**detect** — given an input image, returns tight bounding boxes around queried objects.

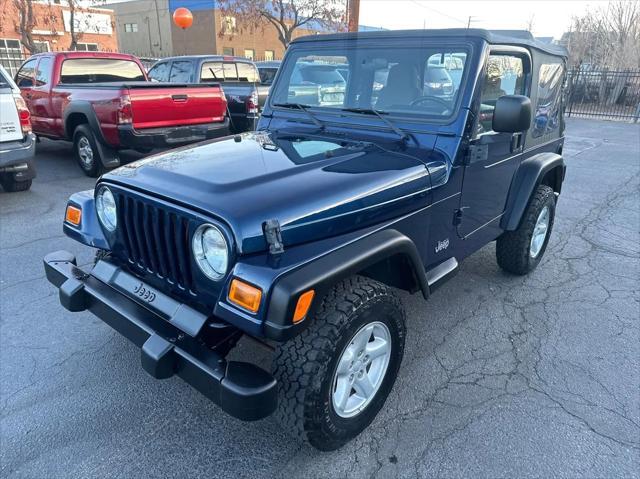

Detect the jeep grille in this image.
[115,192,195,293]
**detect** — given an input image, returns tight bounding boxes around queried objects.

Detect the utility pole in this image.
[347,0,360,32]
[154,0,163,53]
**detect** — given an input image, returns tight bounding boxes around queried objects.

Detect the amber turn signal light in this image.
[65,205,82,226]
[293,290,315,323]
[228,278,262,313]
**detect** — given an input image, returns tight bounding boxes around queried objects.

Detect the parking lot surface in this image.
[1,119,639,478]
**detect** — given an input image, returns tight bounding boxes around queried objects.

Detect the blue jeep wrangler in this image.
[45,29,567,450]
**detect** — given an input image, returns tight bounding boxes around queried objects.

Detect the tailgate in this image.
[127,83,227,130]
[0,90,23,143]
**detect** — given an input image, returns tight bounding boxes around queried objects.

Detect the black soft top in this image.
[292,28,567,58]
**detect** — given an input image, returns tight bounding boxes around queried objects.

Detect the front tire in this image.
[73,125,103,178]
[496,184,556,275]
[272,276,406,451]
[1,174,32,192]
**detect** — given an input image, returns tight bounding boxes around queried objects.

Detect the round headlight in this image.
[192,224,228,280]
[96,186,117,232]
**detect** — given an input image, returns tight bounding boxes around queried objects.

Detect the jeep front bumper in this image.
[43,250,277,421]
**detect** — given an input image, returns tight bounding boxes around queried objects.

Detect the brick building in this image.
[0,0,118,67]
[105,0,327,60]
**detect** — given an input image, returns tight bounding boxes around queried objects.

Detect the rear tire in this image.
[496,184,556,275]
[272,276,406,451]
[1,174,32,192]
[73,125,104,178]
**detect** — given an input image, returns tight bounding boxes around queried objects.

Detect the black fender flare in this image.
[63,102,120,168]
[263,229,428,341]
[501,152,565,231]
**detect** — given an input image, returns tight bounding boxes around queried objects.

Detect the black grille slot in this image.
[116,193,194,292]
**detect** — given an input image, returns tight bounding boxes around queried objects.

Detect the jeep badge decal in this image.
[435,238,450,253]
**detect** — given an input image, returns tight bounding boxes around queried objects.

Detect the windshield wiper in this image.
[273,102,325,130]
[341,107,411,144]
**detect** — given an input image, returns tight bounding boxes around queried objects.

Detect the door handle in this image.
[510,133,524,153]
[171,94,188,102]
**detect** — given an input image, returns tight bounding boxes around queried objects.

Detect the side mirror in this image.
[492,95,531,133]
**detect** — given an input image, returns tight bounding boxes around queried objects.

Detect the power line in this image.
[408,0,468,26]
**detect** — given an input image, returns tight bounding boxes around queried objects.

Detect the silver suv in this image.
[0,64,36,192]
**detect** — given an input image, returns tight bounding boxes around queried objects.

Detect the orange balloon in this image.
[173,7,193,29]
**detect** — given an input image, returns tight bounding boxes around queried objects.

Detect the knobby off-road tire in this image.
[496,184,556,275]
[272,276,406,451]
[1,174,32,192]
[73,125,104,178]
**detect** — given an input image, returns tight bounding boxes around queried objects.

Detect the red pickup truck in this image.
[15,52,229,176]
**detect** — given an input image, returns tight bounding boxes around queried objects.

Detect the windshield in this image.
[270,44,469,119]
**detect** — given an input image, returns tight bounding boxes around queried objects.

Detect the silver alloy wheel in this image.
[77,136,94,168]
[332,321,392,418]
[530,205,550,258]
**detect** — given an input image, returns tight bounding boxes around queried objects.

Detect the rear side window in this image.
[169,61,193,82]
[148,62,170,82]
[532,62,565,138]
[237,63,258,82]
[258,67,277,85]
[15,59,37,87]
[59,58,145,83]
[35,57,53,86]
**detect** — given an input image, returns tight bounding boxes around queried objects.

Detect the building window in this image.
[221,16,236,34]
[34,41,50,52]
[222,47,234,56]
[264,50,274,61]
[124,23,138,33]
[244,49,254,60]
[76,43,99,52]
[0,38,22,56]
[0,39,23,76]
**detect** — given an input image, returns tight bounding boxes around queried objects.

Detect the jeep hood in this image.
[103,132,433,254]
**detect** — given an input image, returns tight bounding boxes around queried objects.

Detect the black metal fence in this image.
[566,69,640,122]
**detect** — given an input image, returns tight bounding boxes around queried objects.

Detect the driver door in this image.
[458,50,531,239]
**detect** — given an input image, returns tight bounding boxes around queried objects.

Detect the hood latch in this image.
[263,219,284,255]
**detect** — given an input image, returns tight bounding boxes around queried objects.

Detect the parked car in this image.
[423,64,455,97]
[45,29,567,451]
[0,64,36,192]
[149,56,268,133]
[15,51,229,177]
[256,60,281,86]
[292,62,347,106]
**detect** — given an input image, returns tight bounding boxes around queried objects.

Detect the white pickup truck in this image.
[0,64,36,192]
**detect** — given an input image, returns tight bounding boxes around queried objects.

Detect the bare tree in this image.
[525,14,535,33]
[67,0,105,50]
[216,0,347,48]
[566,1,640,105]
[566,0,640,69]
[1,0,44,53]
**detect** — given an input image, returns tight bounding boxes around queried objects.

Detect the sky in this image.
[359,0,615,39]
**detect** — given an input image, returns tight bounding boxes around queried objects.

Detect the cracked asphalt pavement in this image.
[1,119,638,478]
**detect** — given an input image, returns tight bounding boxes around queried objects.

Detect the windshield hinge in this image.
[263,219,284,255]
